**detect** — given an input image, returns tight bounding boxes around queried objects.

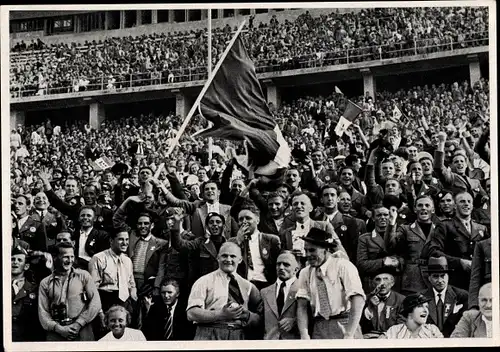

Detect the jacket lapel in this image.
[332,212,344,229]
[266,283,280,318]
[370,230,385,250]
[470,222,485,241]
[444,288,457,322]
[453,218,471,240]
[410,222,427,242]
[13,282,29,301]
[20,217,34,233]
[145,237,158,265]
[474,313,487,337]
[427,289,438,324]
[281,280,299,316]
[204,240,218,259]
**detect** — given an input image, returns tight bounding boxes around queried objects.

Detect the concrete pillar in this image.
[173,89,190,118]
[151,10,158,24]
[360,68,376,101]
[263,79,281,109]
[201,9,208,20]
[136,10,142,26]
[89,102,106,130]
[467,54,481,87]
[10,110,26,130]
[218,9,224,19]
[120,10,125,29]
[250,9,256,15]
[168,10,174,23]
[104,11,109,30]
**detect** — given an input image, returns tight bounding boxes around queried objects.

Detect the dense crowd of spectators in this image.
[9,75,492,342]
[10,7,488,97]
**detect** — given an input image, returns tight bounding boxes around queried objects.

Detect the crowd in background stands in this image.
[9,73,492,341]
[10,7,488,97]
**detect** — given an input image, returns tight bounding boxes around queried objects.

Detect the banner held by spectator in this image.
[334,100,363,137]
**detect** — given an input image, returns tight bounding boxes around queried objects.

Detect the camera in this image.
[50,303,73,325]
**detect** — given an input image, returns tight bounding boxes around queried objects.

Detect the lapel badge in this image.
[89,239,96,246]
[410,223,416,229]
[340,225,347,232]
[432,179,437,184]
[325,176,330,181]
[478,230,484,237]
[29,293,36,300]
[400,214,406,219]
[371,231,376,238]
[51,222,58,227]
[262,248,268,255]
[29,227,36,233]
[150,246,156,251]
[98,216,104,222]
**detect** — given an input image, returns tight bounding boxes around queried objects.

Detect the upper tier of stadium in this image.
[10,7,489,99]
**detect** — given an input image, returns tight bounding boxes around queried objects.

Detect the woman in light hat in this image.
[379,293,443,339]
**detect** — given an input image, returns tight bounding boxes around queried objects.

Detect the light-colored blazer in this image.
[261,280,300,340]
[450,310,489,338]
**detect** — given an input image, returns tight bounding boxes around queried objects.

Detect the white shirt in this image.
[292,219,311,256]
[247,232,267,283]
[99,328,146,341]
[273,218,284,232]
[482,315,492,338]
[78,227,93,261]
[17,216,29,230]
[433,287,447,305]
[326,211,339,223]
[275,277,296,300]
[207,202,220,214]
[37,210,47,219]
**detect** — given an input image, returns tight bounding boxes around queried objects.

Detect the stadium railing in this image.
[10,31,488,98]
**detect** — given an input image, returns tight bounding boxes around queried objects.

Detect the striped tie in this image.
[164,305,173,340]
[316,268,332,319]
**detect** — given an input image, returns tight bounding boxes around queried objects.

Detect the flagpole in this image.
[207,9,213,162]
[165,19,246,157]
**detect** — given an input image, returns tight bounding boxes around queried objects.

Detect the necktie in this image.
[436,293,444,331]
[315,268,332,319]
[228,274,244,305]
[245,238,253,270]
[117,257,130,302]
[464,221,471,233]
[164,305,173,340]
[277,281,286,315]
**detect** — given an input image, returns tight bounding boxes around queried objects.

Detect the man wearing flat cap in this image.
[360,266,405,338]
[379,293,443,338]
[422,256,468,337]
[296,227,365,339]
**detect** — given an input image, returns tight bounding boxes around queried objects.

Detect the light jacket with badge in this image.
[385,221,437,295]
[260,279,300,340]
[423,285,468,337]
[423,217,488,291]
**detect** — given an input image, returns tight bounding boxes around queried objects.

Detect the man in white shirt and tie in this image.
[261,250,301,339]
[279,192,346,267]
[89,230,137,339]
[75,207,109,270]
[229,200,281,291]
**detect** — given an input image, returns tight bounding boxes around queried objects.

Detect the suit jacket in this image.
[360,290,405,336]
[424,217,489,290]
[128,232,167,281]
[450,310,489,338]
[228,232,281,284]
[153,233,190,290]
[468,238,491,309]
[312,209,366,263]
[12,280,44,341]
[279,220,347,259]
[261,280,300,340]
[17,216,48,252]
[141,296,195,340]
[30,209,64,247]
[74,227,110,259]
[423,285,469,338]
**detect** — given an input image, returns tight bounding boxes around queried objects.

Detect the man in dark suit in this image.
[11,246,44,341]
[31,192,65,248]
[13,194,48,252]
[300,149,336,191]
[141,278,194,340]
[422,256,468,338]
[74,206,109,269]
[468,237,491,309]
[424,192,489,290]
[128,213,167,290]
[312,184,366,262]
[360,267,405,339]
[229,200,281,291]
[261,250,300,340]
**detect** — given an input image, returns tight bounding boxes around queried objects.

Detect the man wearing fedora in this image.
[422,256,468,338]
[379,293,443,338]
[360,267,405,339]
[296,228,365,339]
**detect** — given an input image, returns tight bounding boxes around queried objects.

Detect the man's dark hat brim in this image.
[302,235,337,249]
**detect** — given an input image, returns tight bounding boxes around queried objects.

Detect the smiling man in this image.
[186,242,263,340]
[451,283,492,338]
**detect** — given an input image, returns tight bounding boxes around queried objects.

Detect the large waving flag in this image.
[334,99,363,136]
[192,36,291,176]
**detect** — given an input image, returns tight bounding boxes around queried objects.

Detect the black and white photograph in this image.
[1,2,498,350]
